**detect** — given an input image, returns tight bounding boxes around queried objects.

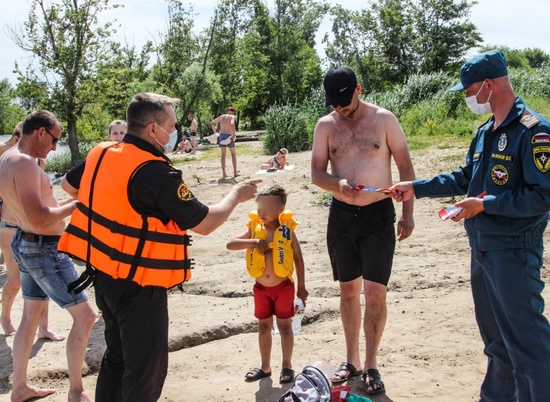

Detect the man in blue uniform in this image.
[390,50,550,401]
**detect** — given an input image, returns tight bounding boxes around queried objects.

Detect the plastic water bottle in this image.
[292,298,305,334]
[272,316,279,335]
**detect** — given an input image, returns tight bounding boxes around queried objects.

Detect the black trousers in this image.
[94,270,169,402]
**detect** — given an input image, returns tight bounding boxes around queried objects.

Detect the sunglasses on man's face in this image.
[330,101,352,109]
[44,128,59,146]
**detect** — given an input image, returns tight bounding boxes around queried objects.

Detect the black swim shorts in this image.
[327,197,396,285]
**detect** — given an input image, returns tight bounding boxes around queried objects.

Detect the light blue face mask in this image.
[155,124,178,153]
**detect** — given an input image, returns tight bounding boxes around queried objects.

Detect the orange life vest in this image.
[58,141,192,290]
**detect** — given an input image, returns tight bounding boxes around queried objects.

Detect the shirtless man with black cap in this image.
[311,66,415,395]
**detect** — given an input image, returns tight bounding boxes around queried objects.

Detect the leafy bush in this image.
[263,89,328,154]
[45,142,96,175]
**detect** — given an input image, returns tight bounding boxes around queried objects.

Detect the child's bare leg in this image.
[257,317,273,375]
[277,317,294,373]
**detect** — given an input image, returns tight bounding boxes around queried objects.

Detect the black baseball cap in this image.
[450,50,508,91]
[323,67,358,107]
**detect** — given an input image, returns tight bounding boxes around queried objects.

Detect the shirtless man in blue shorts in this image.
[0,110,97,402]
[211,106,238,178]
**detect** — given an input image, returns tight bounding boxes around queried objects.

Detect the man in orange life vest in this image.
[60,92,260,401]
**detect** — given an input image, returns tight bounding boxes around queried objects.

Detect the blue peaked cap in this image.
[450,50,509,92]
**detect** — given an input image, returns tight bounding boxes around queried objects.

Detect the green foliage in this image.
[509,65,550,99]
[94,41,153,121]
[325,0,481,91]
[77,103,112,142]
[365,72,457,117]
[0,79,26,134]
[523,48,550,69]
[45,141,95,174]
[263,104,308,154]
[8,0,121,164]
[230,0,327,128]
[263,89,328,154]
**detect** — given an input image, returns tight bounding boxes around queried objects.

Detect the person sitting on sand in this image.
[227,185,308,385]
[173,137,192,154]
[260,148,288,170]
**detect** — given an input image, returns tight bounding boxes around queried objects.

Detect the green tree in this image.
[237,0,326,127]
[7,0,121,164]
[0,79,26,134]
[523,48,550,69]
[208,0,254,115]
[94,41,153,122]
[413,0,482,74]
[481,45,531,70]
[325,0,481,90]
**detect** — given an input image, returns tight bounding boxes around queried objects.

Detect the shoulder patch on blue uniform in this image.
[533,146,550,173]
[520,111,540,129]
[531,132,550,144]
[177,183,194,200]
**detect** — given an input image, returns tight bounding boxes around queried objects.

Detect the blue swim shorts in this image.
[12,230,89,308]
[218,133,235,148]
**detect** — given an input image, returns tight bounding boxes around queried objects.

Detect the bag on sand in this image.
[278,365,332,402]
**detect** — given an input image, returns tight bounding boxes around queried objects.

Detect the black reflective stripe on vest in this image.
[68,145,115,295]
[64,224,192,270]
[74,202,191,246]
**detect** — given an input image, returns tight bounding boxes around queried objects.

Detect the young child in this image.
[227,185,308,384]
[260,148,288,170]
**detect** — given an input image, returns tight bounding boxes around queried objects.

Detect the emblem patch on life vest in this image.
[177,183,194,200]
[498,133,507,151]
[534,146,550,173]
[491,164,509,185]
[532,132,550,144]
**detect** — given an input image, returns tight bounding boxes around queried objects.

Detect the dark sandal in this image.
[363,368,385,395]
[331,362,362,384]
[279,368,295,384]
[245,368,271,382]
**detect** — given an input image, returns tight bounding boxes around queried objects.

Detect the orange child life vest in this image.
[246,210,297,281]
[58,141,192,289]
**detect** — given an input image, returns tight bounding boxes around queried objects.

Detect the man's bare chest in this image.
[328,126,387,159]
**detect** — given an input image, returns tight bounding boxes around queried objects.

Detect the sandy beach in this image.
[1,140,549,402]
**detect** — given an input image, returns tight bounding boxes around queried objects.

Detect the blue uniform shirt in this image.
[413,97,550,251]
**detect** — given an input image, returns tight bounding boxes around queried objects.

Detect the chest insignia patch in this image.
[498,133,507,151]
[534,146,550,173]
[177,183,194,200]
[491,164,509,185]
[531,132,550,144]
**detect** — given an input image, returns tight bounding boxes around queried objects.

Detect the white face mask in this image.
[154,124,178,153]
[465,83,492,115]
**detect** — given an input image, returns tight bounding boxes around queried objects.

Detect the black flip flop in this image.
[363,368,385,395]
[279,368,295,384]
[331,362,362,384]
[244,368,271,382]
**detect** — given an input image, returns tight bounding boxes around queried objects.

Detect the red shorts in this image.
[253,279,295,320]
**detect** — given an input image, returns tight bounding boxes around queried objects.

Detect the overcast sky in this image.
[1,0,550,85]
